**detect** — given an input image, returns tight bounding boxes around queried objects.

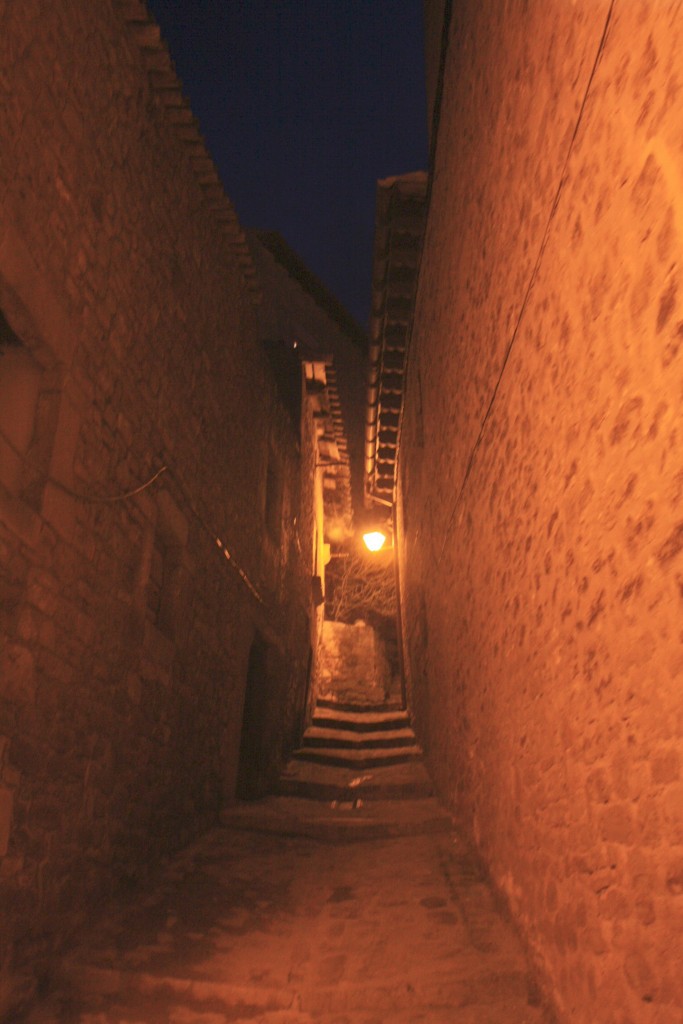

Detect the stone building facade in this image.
[0,2,337,1012]
[397,2,683,1020]
[249,230,367,535]
[246,230,368,720]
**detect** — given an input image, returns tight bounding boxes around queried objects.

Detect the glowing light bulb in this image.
[363,530,386,552]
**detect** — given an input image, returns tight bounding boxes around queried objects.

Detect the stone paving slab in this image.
[311,709,409,726]
[303,726,416,745]
[221,795,453,841]
[277,760,434,801]
[66,1001,543,1024]
[24,825,546,1023]
[291,747,422,769]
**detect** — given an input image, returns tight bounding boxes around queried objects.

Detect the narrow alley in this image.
[2,2,683,1023]
[26,693,543,1024]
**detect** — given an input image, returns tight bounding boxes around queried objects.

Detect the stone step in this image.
[23,824,548,1024]
[221,795,453,841]
[312,707,411,730]
[28,983,544,1024]
[31,997,545,1024]
[277,758,435,801]
[302,725,417,748]
[292,744,422,769]
[316,698,405,714]
[49,959,540,1021]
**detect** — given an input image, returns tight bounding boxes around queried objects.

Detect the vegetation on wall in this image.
[325,546,396,626]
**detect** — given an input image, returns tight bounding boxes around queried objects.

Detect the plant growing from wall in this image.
[325,546,397,626]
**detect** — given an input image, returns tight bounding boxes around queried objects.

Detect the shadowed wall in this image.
[0,2,318,1012]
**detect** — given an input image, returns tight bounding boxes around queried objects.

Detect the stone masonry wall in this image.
[246,233,370,723]
[0,2,315,1012]
[318,620,393,707]
[399,2,683,1020]
[247,234,367,522]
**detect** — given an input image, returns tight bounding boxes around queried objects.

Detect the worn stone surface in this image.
[399,2,683,1021]
[23,823,546,1023]
[0,3,319,1014]
[317,621,392,706]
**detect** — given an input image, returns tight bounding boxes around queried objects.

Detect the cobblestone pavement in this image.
[24,813,549,1023]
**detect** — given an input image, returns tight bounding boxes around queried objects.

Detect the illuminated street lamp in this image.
[362,529,387,552]
[359,491,392,552]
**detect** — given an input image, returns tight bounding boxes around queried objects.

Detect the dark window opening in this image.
[146,495,188,640]
[0,307,23,349]
[261,337,302,430]
[236,632,274,800]
[0,308,45,502]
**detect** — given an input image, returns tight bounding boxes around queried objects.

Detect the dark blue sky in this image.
[147,0,428,327]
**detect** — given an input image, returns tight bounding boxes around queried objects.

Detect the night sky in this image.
[146,0,428,328]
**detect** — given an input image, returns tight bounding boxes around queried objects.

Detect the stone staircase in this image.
[22,696,549,1024]
[223,697,450,841]
[291,699,422,769]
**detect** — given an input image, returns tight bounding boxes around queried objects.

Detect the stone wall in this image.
[0,2,316,1012]
[246,232,369,720]
[399,2,683,1020]
[318,620,395,707]
[248,232,367,522]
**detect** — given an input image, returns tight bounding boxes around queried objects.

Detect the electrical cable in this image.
[434,0,616,567]
[0,422,263,603]
[0,423,167,502]
[163,463,263,604]
[52,464,168,502]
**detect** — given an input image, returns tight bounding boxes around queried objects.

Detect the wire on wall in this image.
[165,463,264,604]
[0,423,263,603]
[54,463,168,502]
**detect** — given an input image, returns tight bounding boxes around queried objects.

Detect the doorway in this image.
[235,631,272,800]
